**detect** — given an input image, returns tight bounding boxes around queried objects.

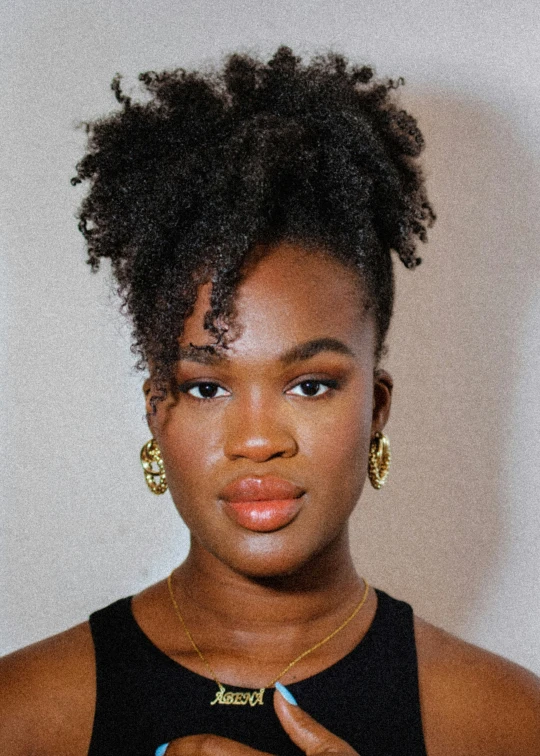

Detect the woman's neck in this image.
[133,527,376,689]
[174,528,364,632]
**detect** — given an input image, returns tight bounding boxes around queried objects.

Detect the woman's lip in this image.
[219,475,305,503]
[222,498,303,532]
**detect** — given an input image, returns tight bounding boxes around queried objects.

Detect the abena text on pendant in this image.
[210,687,265,706]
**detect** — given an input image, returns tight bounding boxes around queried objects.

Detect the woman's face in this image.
[146,243,392,579]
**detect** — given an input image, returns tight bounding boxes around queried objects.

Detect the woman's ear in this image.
[143,378,156,433]
[372,369,393,433]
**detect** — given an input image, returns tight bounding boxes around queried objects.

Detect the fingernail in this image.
[275,681,298,706]
[155,744,169,756]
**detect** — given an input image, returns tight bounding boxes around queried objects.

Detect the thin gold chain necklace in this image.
[166,571,370,707]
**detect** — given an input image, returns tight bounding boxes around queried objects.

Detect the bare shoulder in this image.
[0,621,96,756]
[414,615,540,756]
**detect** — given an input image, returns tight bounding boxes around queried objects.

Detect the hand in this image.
[157,684,359,755]
[159,735,274,755]
[273,684,360,755]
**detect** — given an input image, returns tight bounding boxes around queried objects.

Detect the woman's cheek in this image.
[303,386,370,448]
[298,398,371,492]
[158,406,224,488]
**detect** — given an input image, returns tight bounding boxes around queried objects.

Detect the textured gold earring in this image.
[140,439,168,495]
[368,431,391,489]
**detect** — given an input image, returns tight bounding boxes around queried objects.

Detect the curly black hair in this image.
[73,46,435,395]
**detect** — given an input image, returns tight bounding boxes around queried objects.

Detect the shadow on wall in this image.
[351,90,540,638]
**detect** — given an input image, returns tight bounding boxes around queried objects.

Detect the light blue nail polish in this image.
[155,744,169,756]
[275,681,298,705]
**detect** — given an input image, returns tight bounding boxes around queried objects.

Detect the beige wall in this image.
[1,0,539,675]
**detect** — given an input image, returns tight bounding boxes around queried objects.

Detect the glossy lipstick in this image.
[219,476,305,532]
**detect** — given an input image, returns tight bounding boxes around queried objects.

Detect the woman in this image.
[1,48,539,756]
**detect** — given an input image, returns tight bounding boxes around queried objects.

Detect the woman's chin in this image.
[221,550,310,581]
[199,533,336,583]
[186,512,347,583]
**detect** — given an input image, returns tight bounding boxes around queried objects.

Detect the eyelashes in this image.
[180,382,229,400]
[287,379,339,398]
[178,378,341,401]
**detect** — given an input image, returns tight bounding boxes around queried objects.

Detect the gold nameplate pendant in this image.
[210,684,265,706]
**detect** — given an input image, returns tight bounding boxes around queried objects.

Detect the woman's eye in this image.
[184,383,230,399]
[287,380,337,397]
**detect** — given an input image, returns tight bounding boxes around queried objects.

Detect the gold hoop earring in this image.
[140,439,168,495]
[368,432,391,489]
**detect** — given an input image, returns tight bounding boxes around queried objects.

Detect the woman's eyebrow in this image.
[178,338,355,365]
[178,345,224,365]
[279,338,355,365]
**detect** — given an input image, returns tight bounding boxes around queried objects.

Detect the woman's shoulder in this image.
[414,615,540,756]
[0,621,96,756]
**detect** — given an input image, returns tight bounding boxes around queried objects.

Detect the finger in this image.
[156,733,276,755]
[274,683,358,755]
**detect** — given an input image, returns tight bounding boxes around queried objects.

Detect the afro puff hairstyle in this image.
[73,46,435,395]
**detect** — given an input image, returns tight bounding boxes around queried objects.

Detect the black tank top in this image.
[88,589,427,756]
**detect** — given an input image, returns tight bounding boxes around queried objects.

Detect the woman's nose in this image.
[223,398,298,462]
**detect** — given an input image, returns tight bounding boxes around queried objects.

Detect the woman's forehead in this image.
[180,243,375,361]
